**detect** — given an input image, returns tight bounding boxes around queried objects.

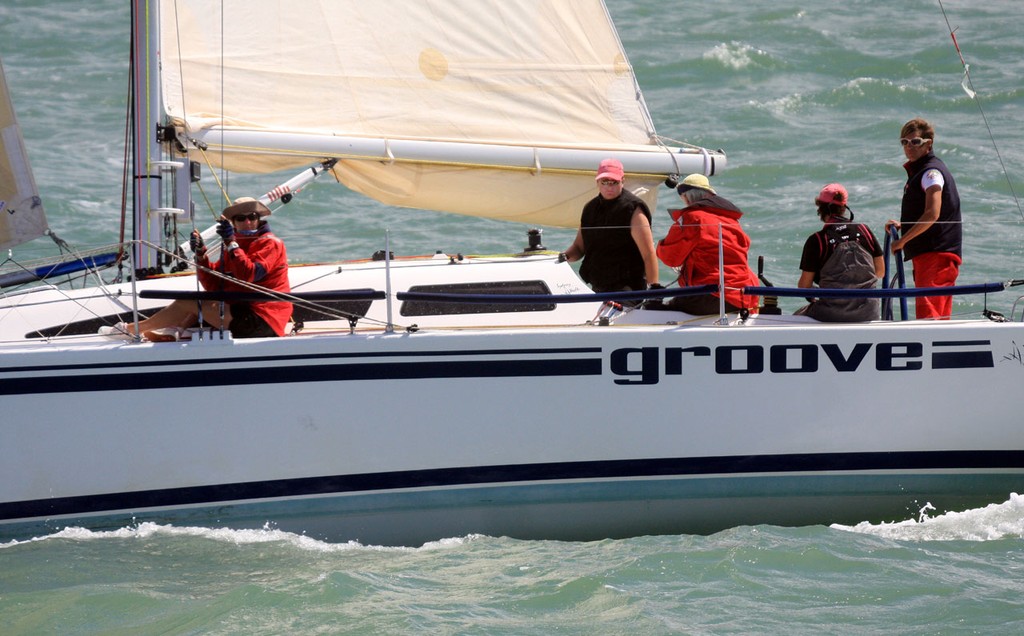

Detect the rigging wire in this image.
[217,2,227,335]
[169,0,205,331]
[937,0,1023,222]
[170,0,195,234]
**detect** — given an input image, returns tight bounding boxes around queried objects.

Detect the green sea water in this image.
[2,1,1024,633]
[4,506,1024,634]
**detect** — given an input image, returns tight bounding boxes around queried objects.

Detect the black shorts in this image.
[228,303,278,338]
[666,294,742,315]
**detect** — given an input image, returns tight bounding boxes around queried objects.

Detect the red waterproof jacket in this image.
[198,223,292,336]
[656,195,759,310]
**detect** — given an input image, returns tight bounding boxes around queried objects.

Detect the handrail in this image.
[881,226,909,320]
[140,289,386,302]
[396,285,717,304]
[716,222,726,323]
[743,282,1010,299]
[143,281,1022,307]
[140,285,717,305]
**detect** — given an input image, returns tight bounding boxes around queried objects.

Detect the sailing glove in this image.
[641,283,666,310]
[216,219,235,241]
[190,231,205,254]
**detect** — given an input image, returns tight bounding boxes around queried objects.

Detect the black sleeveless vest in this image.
[578,190,651,291]
[900,152,962,260]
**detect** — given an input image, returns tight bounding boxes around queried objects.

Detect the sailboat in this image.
[1,0,1022,546]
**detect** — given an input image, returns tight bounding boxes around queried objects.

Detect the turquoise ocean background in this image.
[2,0,1024,633]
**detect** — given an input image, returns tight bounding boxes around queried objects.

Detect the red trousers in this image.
[912,251,962,319]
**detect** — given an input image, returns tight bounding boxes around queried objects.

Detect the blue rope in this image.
[743,282,1007,299]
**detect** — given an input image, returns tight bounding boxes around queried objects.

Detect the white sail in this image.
[0,57,47,251]
[158,0,724,227]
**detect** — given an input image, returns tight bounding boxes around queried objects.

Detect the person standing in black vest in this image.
[887,118,963,319]
[563,158,660,295]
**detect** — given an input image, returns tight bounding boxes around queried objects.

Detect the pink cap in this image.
[595,158,624,182]
[815,183,848,207]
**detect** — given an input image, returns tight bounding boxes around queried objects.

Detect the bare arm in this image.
[630,209,659,286]
[564,229,585,262]
[873,255,885,279]
[797,271,815,289]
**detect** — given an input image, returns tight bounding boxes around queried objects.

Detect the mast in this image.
[132,0,178,278]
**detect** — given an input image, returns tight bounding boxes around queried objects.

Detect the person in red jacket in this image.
[655,174,759,314]
[102,197,292,340]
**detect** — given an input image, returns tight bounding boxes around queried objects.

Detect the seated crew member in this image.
[101,197,292,340]
[655,174,759,314]
[795,184,884,322]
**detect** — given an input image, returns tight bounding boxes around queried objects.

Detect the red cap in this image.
[815,183,848,207]
[595,158,624,182]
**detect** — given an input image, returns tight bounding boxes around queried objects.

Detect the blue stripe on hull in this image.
[3,450,1023,543]
[0,350,604,395]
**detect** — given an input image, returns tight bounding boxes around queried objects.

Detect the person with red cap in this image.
[795,183,884,322]
[886,117,962,319]
[100,197,292,340]
[654,173,759,314]
[563,158,660,297]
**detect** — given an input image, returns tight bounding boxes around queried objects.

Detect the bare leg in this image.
[126,300,233,335]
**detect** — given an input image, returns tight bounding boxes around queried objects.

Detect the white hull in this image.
[2,255,1022,544]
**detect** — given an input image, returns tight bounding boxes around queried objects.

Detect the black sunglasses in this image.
[231,212,261,222]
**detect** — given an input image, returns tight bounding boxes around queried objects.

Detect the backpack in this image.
[805,224,879,322]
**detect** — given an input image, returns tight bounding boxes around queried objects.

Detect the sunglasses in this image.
[900,137,929,147]
[598,179,621,186]
[231,212,261,222]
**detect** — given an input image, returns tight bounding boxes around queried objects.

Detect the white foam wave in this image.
[1,521,482,552]
[703,42,770,70]
[832,493,1024,541]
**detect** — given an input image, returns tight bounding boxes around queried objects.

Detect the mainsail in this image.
[158,0,724,227]
[0,57,47,251]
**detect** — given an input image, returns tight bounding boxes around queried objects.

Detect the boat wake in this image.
[832,493,1024,542]
[0,521,483,552]
[6,494,1024,551]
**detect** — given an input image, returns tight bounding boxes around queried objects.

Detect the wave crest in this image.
[833,493,1024,541]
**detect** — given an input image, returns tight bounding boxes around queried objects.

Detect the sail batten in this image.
[159,0,725,225]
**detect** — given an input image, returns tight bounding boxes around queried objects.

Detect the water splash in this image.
[702,42,775,70]
[832,493,1024,542]
[0,520,483,553]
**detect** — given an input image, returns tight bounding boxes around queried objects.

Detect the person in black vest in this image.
[564,158,660,296]
[886,118,962,319]
[796,183,883,322]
